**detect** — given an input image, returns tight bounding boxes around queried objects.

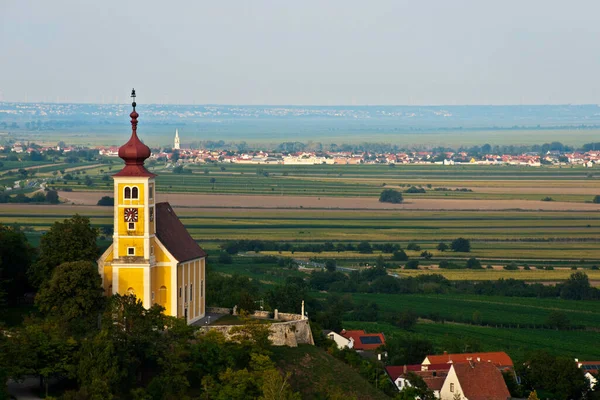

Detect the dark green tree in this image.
[436,242,449,252]
[392,250,409,261]
[398,372,436,399]
[593,195,600,204]
[357,241,373,254]
[520,351,589,399]
[466,257,482,269]
[29,215,99,288]
[35,261,104,335]
[45,190,60,204]
[97,196,115,206]
[546,311,570,330]
[0,225,34,304]
[560,271,591,300]
[451,237,471,252]
[379,189,403,204]
[325,259,337,272]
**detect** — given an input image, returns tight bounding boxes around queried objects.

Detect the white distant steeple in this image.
[174,129,180,150]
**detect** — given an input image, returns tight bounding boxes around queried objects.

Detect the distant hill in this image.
[271,345,390,400]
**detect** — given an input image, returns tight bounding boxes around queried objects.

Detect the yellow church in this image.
[98,90,207,324]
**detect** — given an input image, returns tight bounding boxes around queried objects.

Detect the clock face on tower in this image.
[124,208,138,222]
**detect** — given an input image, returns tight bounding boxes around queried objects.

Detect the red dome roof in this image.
[113,101,156,178]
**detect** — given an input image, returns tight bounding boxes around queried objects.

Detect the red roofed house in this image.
[440,362,510,400]
[386,364,450,397]
[577,359,600,390]
[423,352,514,371]
[339,329,385,351]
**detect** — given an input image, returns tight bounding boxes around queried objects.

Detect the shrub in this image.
[97,196,114,206]
[357,241,373,254]
[436,242,448,252]
[405,260,419,270]
[504,262,519,270]
[593,195,600,204]
[541,196,554,202]
[420,251,433,260]
[404,186,426,194]
[451,237,471,252]
[391,250,408,261]
[466,257,482,269]
[379,189,403,204]
[406,242,421,251]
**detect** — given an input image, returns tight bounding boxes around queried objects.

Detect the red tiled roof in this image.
[385,365,422,381]
[386,364,451,381]
[340,329,385,351]
[155,202,207,262]
[452,362,511,400]
[425,352,513,368]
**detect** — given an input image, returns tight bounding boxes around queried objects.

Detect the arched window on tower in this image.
[159,286,167,305]
[131,186,139,199]
[124,187,131,199]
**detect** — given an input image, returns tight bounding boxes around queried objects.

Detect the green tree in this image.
[325,259,337,272]
[593,195,600,204]
[259,370,301,400]
[97,196,114,206]
[560,271,591,300]
[466,257,482,269]
[0,225,33,304]
[35,261,104,335]
[357,241,373,254]
[392,250,408,261]
[29,215,99,288]
[520,351,589,399]
[436,242,448,252]
[398,372,436,399]
[379,189,403,204]
[45,190,60,204]
[451,237,471,252]
[405,260,419,270]
[546,311,570,330]
[210,177,216,190]
[12,318,77,398]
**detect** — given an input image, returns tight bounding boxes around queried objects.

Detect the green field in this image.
[345,292,600,328]
[343,320,600,362]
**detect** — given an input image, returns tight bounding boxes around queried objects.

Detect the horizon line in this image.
[1,101,599,108]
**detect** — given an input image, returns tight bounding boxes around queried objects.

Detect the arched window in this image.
[127,287,135,296]
[131,187,139,199]
[124,187,131,199]
[159,286,167,305]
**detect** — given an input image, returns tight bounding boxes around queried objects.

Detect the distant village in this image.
[2,130,600,168]
[3,138,600,168]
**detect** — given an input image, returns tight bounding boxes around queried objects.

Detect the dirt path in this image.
[57,191,600,211]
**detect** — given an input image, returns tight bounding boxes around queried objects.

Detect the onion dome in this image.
[113,89,156,177]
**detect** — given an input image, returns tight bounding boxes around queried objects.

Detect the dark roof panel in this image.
[155,202,207,262]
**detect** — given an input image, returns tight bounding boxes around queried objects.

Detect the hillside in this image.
[272,345,390,400]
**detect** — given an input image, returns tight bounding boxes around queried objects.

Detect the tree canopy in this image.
[451,237,471,252]
[35,261,104,334]
[379,189,403,204]
[29,215,99,288]
[0,225,34,304]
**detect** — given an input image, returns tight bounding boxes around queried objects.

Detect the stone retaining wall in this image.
[200,313,314,347]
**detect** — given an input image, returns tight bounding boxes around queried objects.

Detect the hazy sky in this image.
[1,0,600,105]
